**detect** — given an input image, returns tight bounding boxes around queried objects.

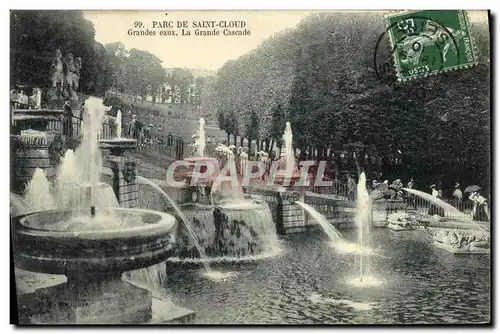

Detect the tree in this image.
[123,49,166,100]
[105,42,129,94]
[269,103,285,152]
[168,68,194,105]
[10,10,110,96]
[224,110,239,145]
[204,11,490,187]
[199,75,217,120]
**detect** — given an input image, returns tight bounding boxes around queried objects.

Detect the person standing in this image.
[469,191,489,221]
[128,115,137,137]
[428,184,441,215]
[347,175,356,201]
[430,184,439,198]
[405,178,416,209]
[133,116,143,146]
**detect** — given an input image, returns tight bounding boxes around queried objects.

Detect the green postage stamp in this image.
[386,10,478,81]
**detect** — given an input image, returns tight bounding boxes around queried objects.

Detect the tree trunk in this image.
[334,153,341,178]
[233,134,237,146]
[240,137,244,147]
[227,132,230,144]
[300,147,306,161]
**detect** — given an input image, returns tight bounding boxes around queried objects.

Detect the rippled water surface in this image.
[165,229,490,324]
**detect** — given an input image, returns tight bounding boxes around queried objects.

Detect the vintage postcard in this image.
[10,10,491,325]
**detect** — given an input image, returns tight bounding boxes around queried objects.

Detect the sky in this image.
[83,10,489,71]
[83,11,314,70]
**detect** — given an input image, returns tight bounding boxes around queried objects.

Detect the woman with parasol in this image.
[467,186,489,221]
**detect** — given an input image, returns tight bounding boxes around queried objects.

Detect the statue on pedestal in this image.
[28,87,42,109]
[64,53,79,101]
[74,57,82,92]
[49,49,65,101]
[47,49,82,106]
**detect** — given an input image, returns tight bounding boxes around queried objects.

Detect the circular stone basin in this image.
[12,208,177,276]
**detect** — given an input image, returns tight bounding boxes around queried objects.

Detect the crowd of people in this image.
[125,113,166,148]
[368,177,489,222]
[112,116,492,223]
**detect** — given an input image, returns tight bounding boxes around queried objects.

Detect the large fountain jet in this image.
[402,188,469,220]
[402,187,487,231]
[24,168,56,212]
[78,97,110,216]
[355,172,371,282]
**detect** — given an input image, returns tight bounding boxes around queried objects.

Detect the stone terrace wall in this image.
[137,179,193,211]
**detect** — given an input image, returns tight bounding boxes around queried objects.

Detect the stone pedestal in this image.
[372,199,406,227]
[15,269,197,324]
[99,139,138,208]
[280,190,307,233]
[11,133,62,194]
[104,156,138,208]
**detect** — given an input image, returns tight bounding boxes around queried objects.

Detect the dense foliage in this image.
[11,10,113,96]
[10,11,491,192]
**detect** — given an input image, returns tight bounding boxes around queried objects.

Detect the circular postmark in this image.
[374,14,462,89]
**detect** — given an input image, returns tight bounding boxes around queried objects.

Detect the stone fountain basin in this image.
[12,208,177,276]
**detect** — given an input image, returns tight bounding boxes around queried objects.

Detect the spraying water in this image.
[24,168,56,212]
[116,110,122,139]
[123,262,169,298]
[77,97,110,216]
[136,176,212,274]
[402,188,470,220]
[343,172,382,287]
[55,150,84,209]
[402,187,488,232]
[53,149,120,210]
[355,172,371,282]
[197,118,206,157]
[295,200,374,255]
[211,151,245,201]
[295,201,343,242]
[167,201,283,264]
